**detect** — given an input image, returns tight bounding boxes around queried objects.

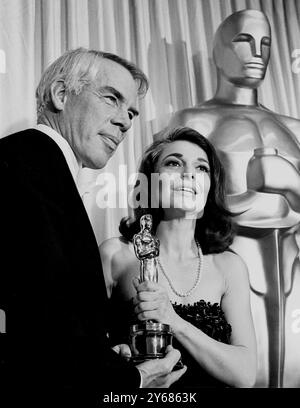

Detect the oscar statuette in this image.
[129,214,175,364]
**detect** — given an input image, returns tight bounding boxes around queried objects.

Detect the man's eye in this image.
[104,95,118,105]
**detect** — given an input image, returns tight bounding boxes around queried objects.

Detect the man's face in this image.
[62,59,139,169]
[214,12,271,88]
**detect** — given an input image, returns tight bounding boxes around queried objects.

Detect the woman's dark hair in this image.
[119,126,236,254]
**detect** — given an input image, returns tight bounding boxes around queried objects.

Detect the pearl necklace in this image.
[157,240,204,298]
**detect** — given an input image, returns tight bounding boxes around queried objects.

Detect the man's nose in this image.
[111,108,132,133]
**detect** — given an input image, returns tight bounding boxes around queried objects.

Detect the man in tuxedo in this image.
[0,48,185,398]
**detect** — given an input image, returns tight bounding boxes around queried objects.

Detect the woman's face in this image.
[153,140,211,218]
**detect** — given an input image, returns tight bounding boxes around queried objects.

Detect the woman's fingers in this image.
[132,280,174,323]
[133,290,160,304]
[134,300,160,314]
[134,299,173,323]
[133,279,159,293]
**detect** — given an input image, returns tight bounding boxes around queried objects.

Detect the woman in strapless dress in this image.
[100,127,257,388]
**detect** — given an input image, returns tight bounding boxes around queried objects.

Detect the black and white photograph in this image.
[0,0,300,404]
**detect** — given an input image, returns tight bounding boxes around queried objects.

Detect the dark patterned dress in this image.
[170,301,232,388]
[108,297,232,388]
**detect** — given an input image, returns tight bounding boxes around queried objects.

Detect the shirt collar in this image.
[34,124,82,184]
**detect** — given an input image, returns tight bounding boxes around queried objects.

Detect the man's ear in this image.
[50,80,67,111]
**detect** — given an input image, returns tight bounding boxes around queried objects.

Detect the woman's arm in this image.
[134,253,257,387]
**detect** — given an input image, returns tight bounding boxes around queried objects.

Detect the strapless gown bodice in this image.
[170,300,232,388]
[108,298,232,388]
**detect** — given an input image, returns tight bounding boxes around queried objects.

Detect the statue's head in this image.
[140,214,152,232]
[213,9,271,88]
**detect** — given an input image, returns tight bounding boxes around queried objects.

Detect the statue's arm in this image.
[227,151,300,215]
[279,114,300,145]
[246,152,300,212]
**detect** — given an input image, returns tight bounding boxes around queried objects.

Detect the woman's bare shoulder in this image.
[214,250,247,266]
[212,250,249,286]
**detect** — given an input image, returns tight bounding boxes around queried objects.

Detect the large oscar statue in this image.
[167,9,300,387]
[130,214,174,363]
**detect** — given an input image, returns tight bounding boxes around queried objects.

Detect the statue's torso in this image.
[203,105,298,152]
[186,104,300,167]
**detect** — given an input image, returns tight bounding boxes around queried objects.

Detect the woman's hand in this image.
[133,279,181,330]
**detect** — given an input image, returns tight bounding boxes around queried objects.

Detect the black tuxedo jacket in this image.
[0,129,140,397]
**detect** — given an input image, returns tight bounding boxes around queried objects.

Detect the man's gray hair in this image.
[36,47,149,120]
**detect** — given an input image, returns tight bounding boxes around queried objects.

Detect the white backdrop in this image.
[1,0,300,389]
[1,0,300,244]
